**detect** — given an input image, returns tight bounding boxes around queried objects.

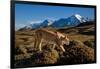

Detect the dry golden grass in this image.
[14,22,95,67]
[67,34,94,42]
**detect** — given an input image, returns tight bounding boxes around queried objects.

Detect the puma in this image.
[34,29,69,52]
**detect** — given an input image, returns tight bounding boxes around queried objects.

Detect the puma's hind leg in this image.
[38,38,43,51]
[34,36,39,51]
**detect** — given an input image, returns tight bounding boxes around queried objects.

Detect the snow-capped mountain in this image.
[19,14,87,30]
[52,14,86,28]
[39,20,53,28]
[74,14,86,23]
[19,20,54,30]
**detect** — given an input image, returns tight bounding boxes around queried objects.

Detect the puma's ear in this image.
[64,35,68,40]
[64,35,69,41]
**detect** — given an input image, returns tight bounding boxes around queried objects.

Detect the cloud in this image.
[44,17,58,21]
[29,20,43,24]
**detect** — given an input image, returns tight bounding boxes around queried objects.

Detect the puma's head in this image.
[56,31,69,45]
[61,36,69,45]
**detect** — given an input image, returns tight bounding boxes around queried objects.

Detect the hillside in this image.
[14,21,95,68]
[57,21,95,41]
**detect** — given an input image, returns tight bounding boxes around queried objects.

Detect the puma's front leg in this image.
[34,36,38,49]
[56,39,65,52]
[60,45,65,52]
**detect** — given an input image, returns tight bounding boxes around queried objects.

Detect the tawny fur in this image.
[34,29,69,52]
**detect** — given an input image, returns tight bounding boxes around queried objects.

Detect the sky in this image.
[15,4,95,30]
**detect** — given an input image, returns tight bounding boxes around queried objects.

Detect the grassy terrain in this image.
[14,22,96,68]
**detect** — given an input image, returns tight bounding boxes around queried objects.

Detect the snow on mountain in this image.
[39,20,53,28]
[25,24,33,29]
[47,20,53,26]
[74,14,86,23]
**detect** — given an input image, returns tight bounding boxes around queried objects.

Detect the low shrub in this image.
[84,39,95,48]
[59,40,95,64]
[31,49,59,64]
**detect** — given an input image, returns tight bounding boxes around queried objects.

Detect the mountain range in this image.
[18,14,88,30]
